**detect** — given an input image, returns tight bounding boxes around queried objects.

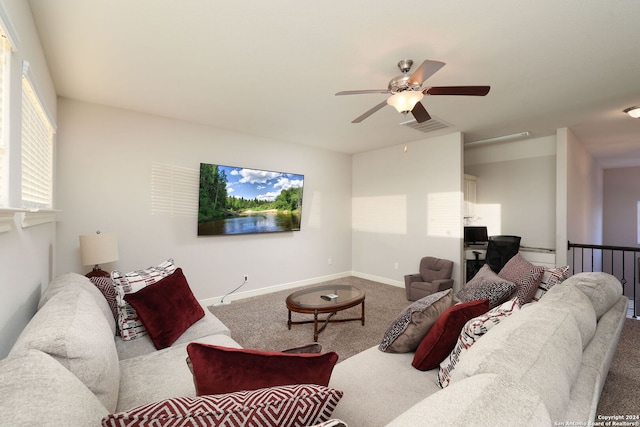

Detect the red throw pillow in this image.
[186,343,339,396]
[412,299,490,371]
[124,268,205,349]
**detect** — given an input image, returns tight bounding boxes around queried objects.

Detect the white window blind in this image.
[0,34,11,207]
[21,73,55,209]
[151,162,198,217]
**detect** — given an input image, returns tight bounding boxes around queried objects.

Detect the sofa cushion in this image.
[450,302,584,422]
[38,272,116,335]
[498,253,544,305]
[387,373,551,426]
[116,334,242,411]
[379,289,452,353]
[124,268,205,349]
[412,299,490,371]
[10,288,120,412]
[115,309,231,360]
[561,272,623,319]
[187,343,339,396]
[457,264,516,308]
[111,258,177,340]
[538,283,597,349]
[329,346,441,426]
[0,350,109,426]
[438,298,519,387]
[532,265,570,302]
[103,384,343,427]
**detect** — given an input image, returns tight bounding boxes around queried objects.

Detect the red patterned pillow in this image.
[187,343,339,396]
[124,268,205,349]
[412,299,490,371]
[111,259,176,340]
[89,276,118,323]
[498,253,544,305]
[101,384,343,427]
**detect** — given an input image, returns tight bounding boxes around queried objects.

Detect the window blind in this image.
[0,35,10,207]
[21,75,54,209]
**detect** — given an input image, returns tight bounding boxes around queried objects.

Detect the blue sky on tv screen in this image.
[218,165,304,202]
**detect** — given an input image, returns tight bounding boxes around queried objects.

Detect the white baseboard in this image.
[199,271,353,308]
[199,271,405,309]
[350,271,404,288]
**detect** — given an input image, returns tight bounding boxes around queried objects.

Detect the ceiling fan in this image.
[335,59,490,124]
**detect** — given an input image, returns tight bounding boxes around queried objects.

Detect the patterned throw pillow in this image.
[457,264,516,308]
[498,253,545,306]
[101,384,343,427]
[111,259,176,340]
[379,289,452,353]
[89,276,118,324]
[438,298,520,387]
[532,265,570,302]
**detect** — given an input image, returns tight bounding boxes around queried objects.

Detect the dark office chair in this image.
[485,235,521,273]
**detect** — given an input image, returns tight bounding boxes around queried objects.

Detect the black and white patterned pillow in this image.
[379,289,452,353]
[457,264,516,308]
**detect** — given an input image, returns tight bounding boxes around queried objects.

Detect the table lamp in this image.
[79,231,119,278]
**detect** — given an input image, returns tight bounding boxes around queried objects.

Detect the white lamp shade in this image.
[387,91,424,113]
[79,233,119,266]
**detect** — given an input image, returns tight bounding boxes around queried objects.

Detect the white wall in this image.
[55,98,353,304]
[464,136,557,250]
[603,166,640,247]
[0,0,57,358]
[602,166,640,300]
[351,133,464,293]
[562,128,603,245]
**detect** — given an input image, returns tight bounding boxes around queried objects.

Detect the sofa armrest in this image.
[432,278,454,292]
[404,273,422,287]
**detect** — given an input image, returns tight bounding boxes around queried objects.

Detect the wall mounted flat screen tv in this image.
[198,163,304,236]
[464,226,489,245]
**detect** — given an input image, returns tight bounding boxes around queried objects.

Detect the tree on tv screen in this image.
[198,164,303,223]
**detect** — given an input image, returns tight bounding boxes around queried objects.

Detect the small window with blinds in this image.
[21,72,55,210]
[0,34,11,207]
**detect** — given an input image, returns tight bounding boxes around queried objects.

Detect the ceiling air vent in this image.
[400,117,450,134]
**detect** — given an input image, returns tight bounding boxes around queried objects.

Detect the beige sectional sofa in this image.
[0,270,628,426]
[329,272,628,426]
[0,272,240,425]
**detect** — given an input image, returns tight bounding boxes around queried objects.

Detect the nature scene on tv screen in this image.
[198,163,304,236]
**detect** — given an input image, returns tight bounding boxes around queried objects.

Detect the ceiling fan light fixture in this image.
[387,91,423,114]
[623,105,640,118]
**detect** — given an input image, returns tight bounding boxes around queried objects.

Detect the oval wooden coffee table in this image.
[286,284,365,342]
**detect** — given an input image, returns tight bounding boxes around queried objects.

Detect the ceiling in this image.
[28,0,640,166]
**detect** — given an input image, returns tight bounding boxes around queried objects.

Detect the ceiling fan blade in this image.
[335,89,389,96]
[425,86,491,96]
[352,100,388,123]
[407,60,446,86]
[411,101,431,123]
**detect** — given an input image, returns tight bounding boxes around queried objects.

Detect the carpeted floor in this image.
[209,276,409,362]
[596,317,640,417]
[209,276,639,417]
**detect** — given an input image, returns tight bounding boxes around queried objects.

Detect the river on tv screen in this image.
[197,163,304,236]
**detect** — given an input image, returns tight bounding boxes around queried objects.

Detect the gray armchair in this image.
[404,257,454,301]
